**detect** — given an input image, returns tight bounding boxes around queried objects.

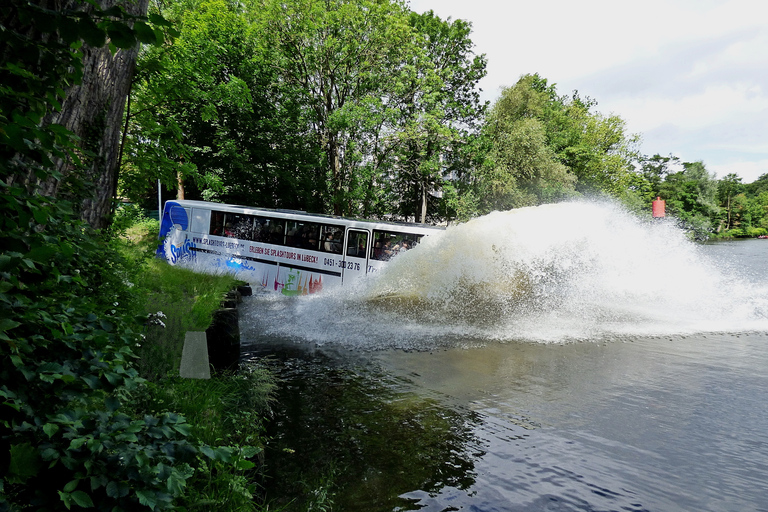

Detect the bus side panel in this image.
[277,265,341,296]
[159,203,196,264]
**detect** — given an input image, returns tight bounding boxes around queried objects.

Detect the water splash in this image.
[240,201,768,348]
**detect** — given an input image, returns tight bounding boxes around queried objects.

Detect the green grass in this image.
[116,218,279,511]
[118,219,241,380]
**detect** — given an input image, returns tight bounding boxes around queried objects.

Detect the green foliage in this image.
[389,10,487,222]
[477,77,576,212]
[127,367,274,512]
[125,0,487,221]
[475,73,638,214]
[134,261,240,381]
[0,0,177,183]
[0,180,202,510]
[262,0,420,216]
[633,155,768,239]
[123,0,323,211]
[0,2,272,510]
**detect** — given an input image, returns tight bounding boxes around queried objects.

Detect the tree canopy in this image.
[115,0,767,232]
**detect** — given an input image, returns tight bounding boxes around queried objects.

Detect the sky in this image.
[408,0,768,183]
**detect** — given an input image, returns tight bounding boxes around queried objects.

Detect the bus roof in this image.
[166,199,445,233]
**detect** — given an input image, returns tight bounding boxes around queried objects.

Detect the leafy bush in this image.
[0,188,202,510]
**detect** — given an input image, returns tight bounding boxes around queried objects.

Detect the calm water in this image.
[240,204,768,511]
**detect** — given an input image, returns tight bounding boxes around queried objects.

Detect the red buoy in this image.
[652,197,666,218]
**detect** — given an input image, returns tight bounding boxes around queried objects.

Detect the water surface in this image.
[241,204,768,511]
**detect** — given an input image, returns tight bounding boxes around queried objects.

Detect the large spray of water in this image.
[241,202,768,348]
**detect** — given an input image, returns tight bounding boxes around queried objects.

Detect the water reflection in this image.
[242,344,484,511]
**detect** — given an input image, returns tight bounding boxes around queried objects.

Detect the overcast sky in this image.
[408,0,768,183]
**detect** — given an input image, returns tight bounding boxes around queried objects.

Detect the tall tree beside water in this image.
[1,4,212,510]
[390,10,487,223]
[476,73,639,213]
[476,74,576,211]
[3,0,151,229]
[260,0,417,216]
[124,0,488,220]
[121,0,323,211]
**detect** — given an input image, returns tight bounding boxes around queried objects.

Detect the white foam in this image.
[237,201,768,347]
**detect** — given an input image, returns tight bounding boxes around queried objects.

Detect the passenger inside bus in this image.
[323,233,341,253]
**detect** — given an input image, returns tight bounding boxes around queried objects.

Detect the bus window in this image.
[269,219,286,245]
[223,213,253,238]
[320,224,343,254]
[210,211,225,235]
[346,230,368,258]
[371,230,421,260]
[191,208,210,233]
[285,221,301,247]
[298,222,321,250]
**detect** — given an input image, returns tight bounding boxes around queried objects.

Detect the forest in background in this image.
[119,0,768,237]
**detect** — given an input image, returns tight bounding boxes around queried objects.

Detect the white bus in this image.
[157,199,444,295]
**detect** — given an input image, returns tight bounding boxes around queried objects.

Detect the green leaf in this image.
[59,491,73,510]
[105,481,119,498]
[101,5,124,17]
[63,479,78,492]
[0,318,21,332]
[57,16,80,44]
[235,459,256,470]
[8,443,41,483]
[40,447,59,461]
[104,371,121,385]
[148,13,173,27]
[69,437,87,450]
[105,395,121,411]
[31,207,50,224]
[43,423,60,438]
[106,21,136,49]
[171,422,192,436]
[133,21,158,44]
[200,445,216,460]
[82,374,100,389]
[70,490,94,508]
[136,489,157,509]
[214,446,233,463]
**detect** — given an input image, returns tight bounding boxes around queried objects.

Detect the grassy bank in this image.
[118,218,276,511]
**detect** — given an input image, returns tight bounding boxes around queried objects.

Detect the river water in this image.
[239,203,768,512]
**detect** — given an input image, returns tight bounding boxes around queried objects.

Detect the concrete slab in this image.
[179,331,211,379]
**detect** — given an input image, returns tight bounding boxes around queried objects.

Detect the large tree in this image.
[261,0,417,216]
[122,0,322,211]
[390,10,487,223]
[477,75,575,211]
[476,74,639,212]
[3,0,153,229]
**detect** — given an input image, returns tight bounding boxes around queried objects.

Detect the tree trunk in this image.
[177,170,186,200]
[327,132,342,216]
[419,183,427,224]
[42,0,149,229]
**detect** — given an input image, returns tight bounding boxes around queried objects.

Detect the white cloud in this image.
[407,0,768,182]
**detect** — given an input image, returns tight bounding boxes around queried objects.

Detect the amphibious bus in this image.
[157,199,444,295]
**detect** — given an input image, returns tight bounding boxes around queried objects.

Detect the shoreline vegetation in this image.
[1,207,279,511]
[117,216,279,511]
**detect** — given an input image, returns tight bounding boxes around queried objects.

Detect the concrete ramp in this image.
[179,331,211,379]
